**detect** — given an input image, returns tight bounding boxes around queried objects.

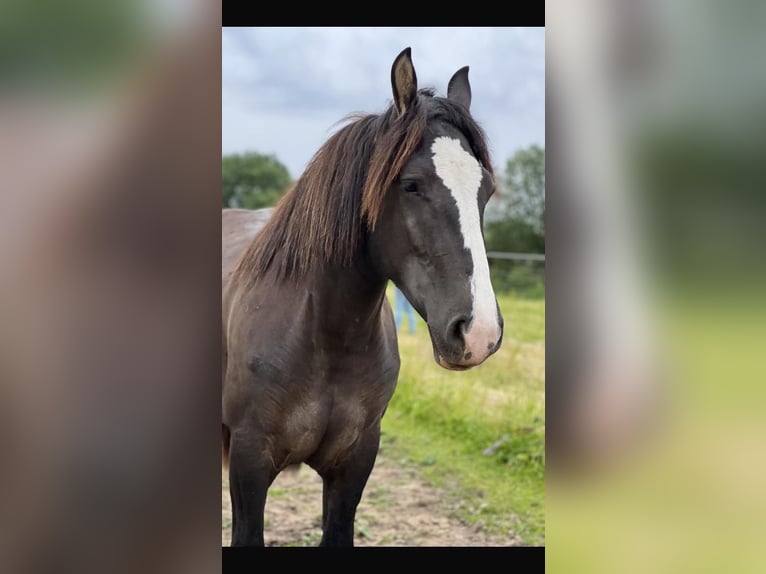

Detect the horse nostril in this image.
[445,315,469,350]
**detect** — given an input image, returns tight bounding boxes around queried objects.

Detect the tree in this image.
[484,145,545,297]
[484,218,545,254]
[222,152,292,209]
[487,144,545,237]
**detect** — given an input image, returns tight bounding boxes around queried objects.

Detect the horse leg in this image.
[228,433,276,547]
[319,425,380,547]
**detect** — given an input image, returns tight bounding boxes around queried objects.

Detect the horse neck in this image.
[309,255,388,341]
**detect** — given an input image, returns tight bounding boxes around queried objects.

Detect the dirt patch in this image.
[222,452,522,547]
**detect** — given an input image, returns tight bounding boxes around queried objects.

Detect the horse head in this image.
[370,48,504,370]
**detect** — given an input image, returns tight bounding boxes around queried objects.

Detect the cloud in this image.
[223,27,545,178]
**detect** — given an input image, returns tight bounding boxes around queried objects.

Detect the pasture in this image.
[222,288,545,546]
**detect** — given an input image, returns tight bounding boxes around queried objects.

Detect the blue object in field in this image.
[393,285,416,334]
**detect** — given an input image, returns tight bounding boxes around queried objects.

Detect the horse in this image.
[222,47,504,547]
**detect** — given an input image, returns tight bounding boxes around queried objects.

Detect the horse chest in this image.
[236,326,399,471]
[277,366,396,470]
[305,394,382,471]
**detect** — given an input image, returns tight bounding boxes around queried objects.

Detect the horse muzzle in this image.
[431,313,503,370]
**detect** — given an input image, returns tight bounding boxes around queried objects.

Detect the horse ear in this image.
[391,47,417,116]
[447,66,472,111]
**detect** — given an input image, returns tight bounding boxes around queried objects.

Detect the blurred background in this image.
[546,0,766,572]
[0,1,220,572]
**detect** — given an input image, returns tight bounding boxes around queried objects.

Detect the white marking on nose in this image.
[431,136,500,361]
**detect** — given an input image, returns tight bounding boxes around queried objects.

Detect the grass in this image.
[381,286,545,545]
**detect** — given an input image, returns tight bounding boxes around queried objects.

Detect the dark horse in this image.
[222,48,503,547]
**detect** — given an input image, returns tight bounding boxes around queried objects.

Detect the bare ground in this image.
[222,451,523,547]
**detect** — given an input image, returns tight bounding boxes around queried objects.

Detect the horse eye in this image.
[401,180,419,194]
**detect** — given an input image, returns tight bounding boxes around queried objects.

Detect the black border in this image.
[222,7,544,27]
[223,546,545,569]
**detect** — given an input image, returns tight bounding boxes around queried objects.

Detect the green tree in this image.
[484,218,545,254]
[488,145,545,240]
[222,152,292,209]
[484,145,545,297]
[485,145,545,250]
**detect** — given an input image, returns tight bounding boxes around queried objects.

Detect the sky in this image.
[222,27,545,179]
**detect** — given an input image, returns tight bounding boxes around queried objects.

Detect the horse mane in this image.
[232,88,494,284]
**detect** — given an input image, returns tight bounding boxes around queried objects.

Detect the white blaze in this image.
[431,136,500,359]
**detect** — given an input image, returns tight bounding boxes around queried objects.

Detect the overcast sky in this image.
[223,27,545,179]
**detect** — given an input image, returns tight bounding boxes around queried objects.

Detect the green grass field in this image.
[382,287,545,545]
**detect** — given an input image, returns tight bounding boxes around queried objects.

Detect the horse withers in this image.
[222,47,503,547]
